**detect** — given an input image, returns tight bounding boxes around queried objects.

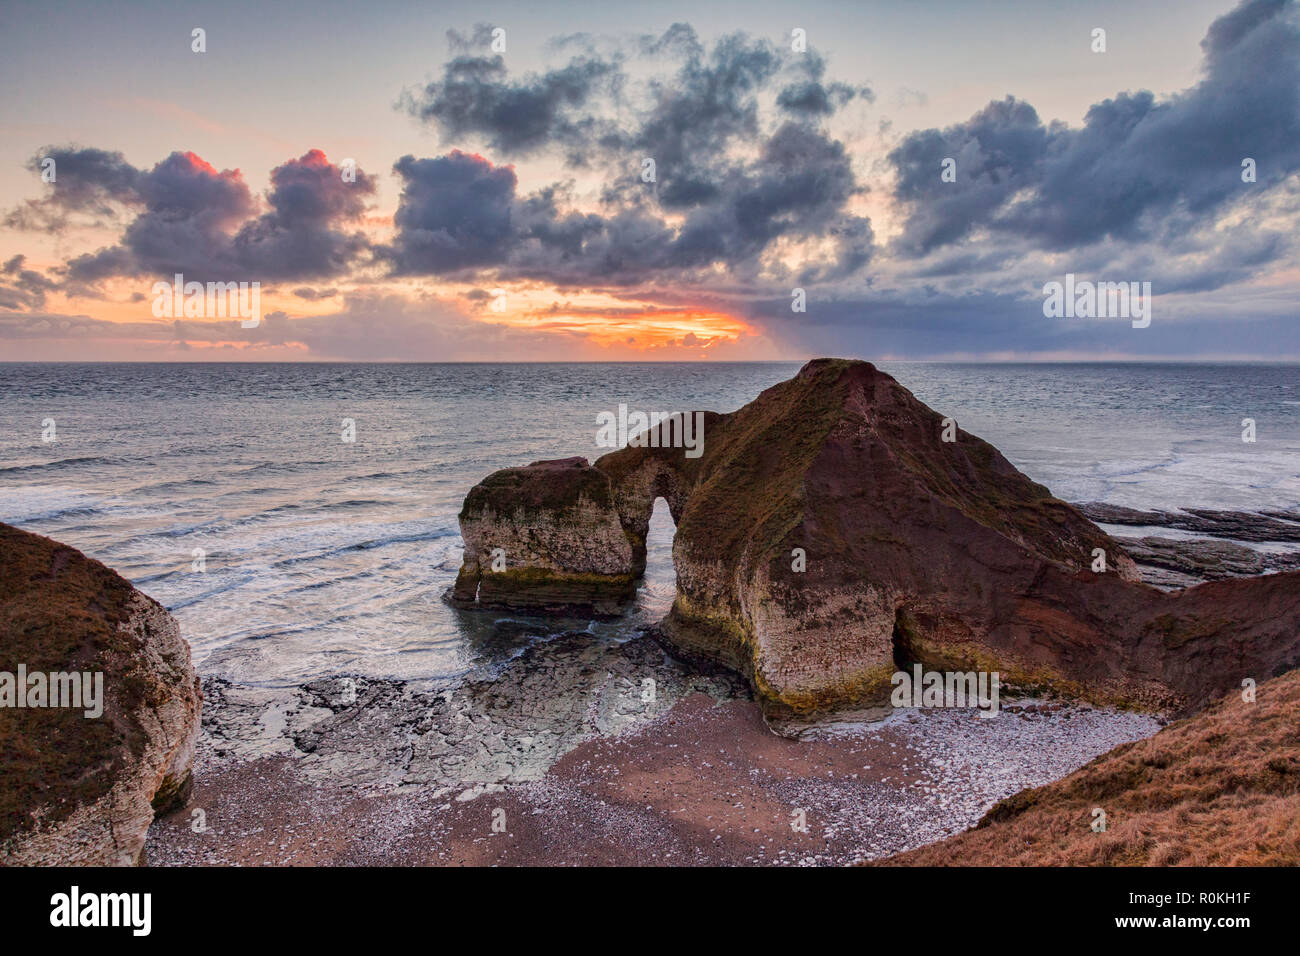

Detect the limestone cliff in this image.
[452,359,1300,718]
[0,523,201,866]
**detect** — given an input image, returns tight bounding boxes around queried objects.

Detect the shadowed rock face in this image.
[452,359,1300,718]
[0,523,201,866]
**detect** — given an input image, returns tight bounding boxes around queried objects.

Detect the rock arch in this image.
[450,360,1300,719]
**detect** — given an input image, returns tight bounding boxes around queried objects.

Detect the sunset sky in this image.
[1,0,1297,361]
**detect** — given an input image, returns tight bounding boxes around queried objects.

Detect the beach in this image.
[144,643,1160,866]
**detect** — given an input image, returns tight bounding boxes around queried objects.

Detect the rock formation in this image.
[451,457,642,614]
[0,523,201,866]
[452,359,1300,719]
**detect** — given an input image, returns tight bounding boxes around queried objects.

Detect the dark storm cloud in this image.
[626,29,782,208]
[776,80,857,115]
[231,149,377,280]
[4,147,141,232]
[13,148,376,288]
[385,151,517,274]
[888,96,1049,255]
[387,25,872,286]
[776,51,872,117]
[889,0,1300,260]
[63,150,257,284]
[400,33,623,157]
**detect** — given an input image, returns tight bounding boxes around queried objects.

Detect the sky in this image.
[0,0,1297,361]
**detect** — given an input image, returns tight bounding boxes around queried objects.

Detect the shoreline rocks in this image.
[0,523,201,866]
[195,629,749,795]
[1079,502,1300,543]
[1114,535,1300,586]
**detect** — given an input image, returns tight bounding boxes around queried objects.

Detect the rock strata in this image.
[0,523,201,866]
[452,359,1300,719]
[1116,535,1300,586]
[451,457,640,614]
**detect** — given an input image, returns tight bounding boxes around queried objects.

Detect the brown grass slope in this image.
[879,668,1300,866]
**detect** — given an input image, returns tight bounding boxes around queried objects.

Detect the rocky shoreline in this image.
[192,630,748,794]
[1081,502,1300,589]
[144,633,1160,866]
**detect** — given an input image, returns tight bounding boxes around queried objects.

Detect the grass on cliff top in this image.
[591,358,1110,575]
[876,666,1300,866]
[673,358,859,564]
[461,457,617,518]
[0,522,163,846]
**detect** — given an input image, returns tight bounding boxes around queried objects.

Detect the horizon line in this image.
[3,358,1300,366]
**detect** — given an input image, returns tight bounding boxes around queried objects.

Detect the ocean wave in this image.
[266,527,458,568]
[0,455,109,475]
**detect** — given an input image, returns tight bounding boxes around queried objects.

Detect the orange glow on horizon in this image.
[479,305,754,351]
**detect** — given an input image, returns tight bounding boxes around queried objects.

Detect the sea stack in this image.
[452,359,1300,718]
[0,523,202,866]
[451,456,642,615]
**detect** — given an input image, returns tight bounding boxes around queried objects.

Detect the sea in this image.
[1,362,1296,688]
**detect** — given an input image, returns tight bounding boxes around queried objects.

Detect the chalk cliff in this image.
[0,523,201,866]
[452,359,1300,718]
[451,457,642,614]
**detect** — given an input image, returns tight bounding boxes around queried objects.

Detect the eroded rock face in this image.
[451,457,639,614]
[0,523,202,866]
[453,359,1300,718]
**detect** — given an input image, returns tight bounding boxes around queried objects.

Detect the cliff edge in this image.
[878,668,1300,866]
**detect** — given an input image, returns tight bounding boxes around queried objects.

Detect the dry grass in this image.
[877,667,1300,866]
